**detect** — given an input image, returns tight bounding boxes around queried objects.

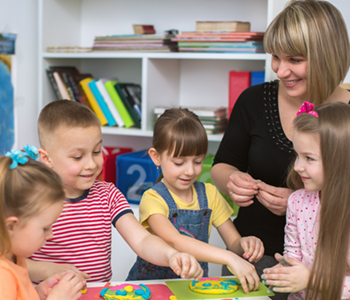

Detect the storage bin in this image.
[117,149,161,204]
[97,146,133,184]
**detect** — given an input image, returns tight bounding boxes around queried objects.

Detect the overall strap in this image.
[152,181,178,210]
[193,181,209,209]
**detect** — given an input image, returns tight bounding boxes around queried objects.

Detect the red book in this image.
[228,71,251,118]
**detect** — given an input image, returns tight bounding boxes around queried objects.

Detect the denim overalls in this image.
[126,181,212,280]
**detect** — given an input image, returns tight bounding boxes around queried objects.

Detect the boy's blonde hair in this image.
[38,100,101,148]
[0,156,64,257]
[287,102,350,300]
[264,0,350,106]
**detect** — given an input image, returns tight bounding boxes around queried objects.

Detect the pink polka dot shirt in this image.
[284,189,350,299]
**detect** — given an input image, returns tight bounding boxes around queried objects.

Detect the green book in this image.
[104,81,135,128]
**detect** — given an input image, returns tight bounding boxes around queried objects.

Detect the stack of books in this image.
[171,20,264,53]
[46,66,142,128]
[154,106,228,134]
[172,31,265,53]
[92,34,178,52]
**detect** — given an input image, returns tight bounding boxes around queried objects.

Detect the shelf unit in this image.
[38,0,287,151]
[37,0,289,281]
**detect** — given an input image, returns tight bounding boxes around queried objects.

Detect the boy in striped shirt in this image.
[27,100,203,284]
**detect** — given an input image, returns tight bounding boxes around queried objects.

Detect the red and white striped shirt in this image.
[31,180,132,282]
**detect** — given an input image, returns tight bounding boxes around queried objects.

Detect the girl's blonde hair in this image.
[153,108,208,157]
[0,156,64,257]
[287,102,350,300]
[264,0,350,106]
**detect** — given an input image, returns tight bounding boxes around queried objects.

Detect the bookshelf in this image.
[37,0,289,281]
[38,0,288,150]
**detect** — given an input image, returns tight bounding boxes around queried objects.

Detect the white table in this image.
[87,277,272,300]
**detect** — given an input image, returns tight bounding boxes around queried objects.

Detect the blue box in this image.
[250,71,265,86]
[116,149,161,204]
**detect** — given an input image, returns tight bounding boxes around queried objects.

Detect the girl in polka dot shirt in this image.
[261,102,350,300]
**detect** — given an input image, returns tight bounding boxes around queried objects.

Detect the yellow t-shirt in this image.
[139,181,234,237]
[0,255,40,300]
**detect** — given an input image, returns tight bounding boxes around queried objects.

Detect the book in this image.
[95,79,125,128]
[250,71,265,86]
[196,21,251,32]
[104,81,135,128]
[118,83,142,120]
[79,77,108,126]
[228,71,251,117]
[46,66,80,100]
[66,73,93,109]
[133,25,156,35]
[114,83,141,128]
[154,106,227,119]
[88,79,117,126]
[53,71,71,100]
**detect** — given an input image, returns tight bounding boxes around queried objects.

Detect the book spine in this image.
[88,80,117,126]
[61,72,77,101]
[52,72,71,100]
[46,69,62,100]
[79,78,108,126]
[250,71,265,86]
[104,81,135,128]
[114,83,141,128]
[96,79,125,128]
[228,71,251,118]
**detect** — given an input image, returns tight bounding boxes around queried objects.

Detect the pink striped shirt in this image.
[31,180,132,282]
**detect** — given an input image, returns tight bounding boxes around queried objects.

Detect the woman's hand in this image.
[227,171,260,207]
[256,183,292,216]
[240,236,264,263]
[261,253,310,293]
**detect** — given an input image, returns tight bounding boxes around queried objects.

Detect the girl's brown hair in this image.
[0,156,64,258]
[264,0,350,106]
[152,108,208,181]
[287,102,350,300]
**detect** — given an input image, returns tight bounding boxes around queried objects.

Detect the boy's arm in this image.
[26,259,90,282]
[115,213,202,280]
[147,214,260,294]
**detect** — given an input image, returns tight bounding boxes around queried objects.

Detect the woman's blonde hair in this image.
[287,102,350,300]
[264,0,350,106]
[0,156,64,257]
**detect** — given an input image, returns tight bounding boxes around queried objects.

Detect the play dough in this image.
[189,277,239,294]
[100,284,151,299]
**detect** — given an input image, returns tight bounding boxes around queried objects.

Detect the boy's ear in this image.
[38,148,53,168]
[148,148,160,167]
[6,216,19,236]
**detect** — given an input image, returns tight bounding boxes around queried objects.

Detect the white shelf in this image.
[38,0,287,151]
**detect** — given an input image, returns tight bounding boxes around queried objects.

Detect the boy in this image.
[28,100,203,283]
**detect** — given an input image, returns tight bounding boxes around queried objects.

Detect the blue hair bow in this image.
[5,144,39,169]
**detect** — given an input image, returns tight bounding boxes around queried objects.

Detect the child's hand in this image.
[227,255,260,294]
[47,262,90,282]
[240,236,264,262]
[169,252,203,281]
[46,271,85,300]
[261,253,310,293]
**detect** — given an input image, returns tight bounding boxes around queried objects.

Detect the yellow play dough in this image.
[189,277,239,295]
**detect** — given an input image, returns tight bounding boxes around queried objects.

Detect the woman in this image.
[211,1,350,298]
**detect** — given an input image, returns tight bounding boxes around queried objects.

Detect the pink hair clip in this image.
[296,101,318,117]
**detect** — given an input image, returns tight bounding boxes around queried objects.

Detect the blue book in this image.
[88,79,117,126]
[250,71,265,86]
